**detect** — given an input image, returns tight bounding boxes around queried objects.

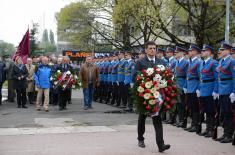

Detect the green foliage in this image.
[0,41,15,58]
[49,30,55,45]
[30,23,39,56]
[40,29,57,54]
[57,2,94,51]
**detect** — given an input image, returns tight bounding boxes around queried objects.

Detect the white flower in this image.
[146,68,154,76]
[72,85,75,89]
[50,77,53,81]
[145,81,153,89]
[137,86,145,93]
[74,75,78,79]
[157,65,165,71]
[57,70,61,73]
[153,91,160,98]
[149,100,156,105]
[150,87,157,94]
[144,93,151,100]
[140,74,144,77]
[171,75,174,81]
[153,74,162,82]
[63,84,66,88]
[154,84,161,90]
[159,79,167,88]
[66,71,71,75]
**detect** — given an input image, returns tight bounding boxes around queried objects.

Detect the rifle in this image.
[212,99,220,140]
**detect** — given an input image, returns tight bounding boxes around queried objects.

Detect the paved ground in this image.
[0,90,234,155]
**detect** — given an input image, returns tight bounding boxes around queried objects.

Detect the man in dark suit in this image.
[133,41,170,153]
[0,58,6,105]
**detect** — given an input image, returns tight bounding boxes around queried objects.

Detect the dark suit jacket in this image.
[133,56,166,82]
[12,64,28,90]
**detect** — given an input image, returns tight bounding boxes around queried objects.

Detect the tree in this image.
[49,30,55,45]
[30,23,39,56]
[0,41,15,58]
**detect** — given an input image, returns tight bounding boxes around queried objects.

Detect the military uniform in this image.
[184,44,202,133]
[105,57,115,104]
[216,43,235,143]
[198,44,218,137]
[117,58,126,106]
[174,46,189,128]
[123,57,135,110]
[110,57,119,105]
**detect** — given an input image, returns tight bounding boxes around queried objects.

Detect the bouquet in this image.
[132,65,177,115]
[50,70,81,91]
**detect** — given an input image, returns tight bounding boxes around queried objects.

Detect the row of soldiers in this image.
[92,42,235,145]
[162,43,235,145]
[93,52,136,111]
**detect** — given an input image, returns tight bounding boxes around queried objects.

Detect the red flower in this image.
[144,89,150,93]
[136,75,141,81]
[140,83,145,88]
[146,105,150,110]
[165,104,171,110]
[139,93,144,97]
[146,78,150,81]
[165,97,170,102]
[172,85,177,91]
[167,79,173,84]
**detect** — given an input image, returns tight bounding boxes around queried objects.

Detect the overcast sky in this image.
[0,0,75,46]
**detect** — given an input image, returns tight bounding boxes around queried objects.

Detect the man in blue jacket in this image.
[215,43,235,143]
[184,44,202,133]
[197,44,218,137]
[34,57,51,112]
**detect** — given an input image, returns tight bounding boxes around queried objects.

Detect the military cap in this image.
[219,42,233,51]
[174,46,187,53]
[188,44,201,52]
[157,48,165,53]
[202,44,214,52]
[166,47,175,53]
[231,47,235,54]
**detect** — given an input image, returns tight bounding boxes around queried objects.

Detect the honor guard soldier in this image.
[157,48,168,65]
[110,53,119,105]
[216,43,235,143]
[174,46,189,128]
[123,51,135,110]
[184,44,202,133]
[98,56,105,103]
[116,52,126,107]
[93,57,101,102]
[166,47,177,73]
[105,54,114,104]
[102,55,110,103]
[231,47,235,59]
[197,44,218,137]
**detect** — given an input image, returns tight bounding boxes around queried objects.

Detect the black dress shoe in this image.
[22,106,28,109]
[220,137,233,143]
[204,131,213,138]
[199,130,208,136]
[159,144,170,152]
[138,141,145,148]
[188,126,197,132]
[215,135,225,142]
[184,126,192,131]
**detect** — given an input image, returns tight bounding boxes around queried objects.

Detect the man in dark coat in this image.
[0,58,6,105]
[133,41,170,153]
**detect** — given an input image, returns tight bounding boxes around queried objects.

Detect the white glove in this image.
[183,88,187,94]
[229,93,235,103]
[116,82,119,86]
[196,90,200,97]
[130,83,134,88]
[212,92,219,100]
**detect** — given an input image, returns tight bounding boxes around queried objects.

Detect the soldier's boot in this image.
[205,115,214,138]
[199,114,210,136]
[188,113,197,132]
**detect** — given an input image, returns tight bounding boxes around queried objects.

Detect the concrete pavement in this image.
[0,90,234,155]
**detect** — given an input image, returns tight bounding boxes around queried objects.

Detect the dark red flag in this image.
[13,29,30,64]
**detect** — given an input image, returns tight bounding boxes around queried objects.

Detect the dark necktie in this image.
[203,61,205,66]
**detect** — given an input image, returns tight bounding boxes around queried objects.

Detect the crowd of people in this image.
[0,55,80,111]
[0,41,234,152]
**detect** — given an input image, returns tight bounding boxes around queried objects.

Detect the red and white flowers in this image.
[133,65,177,115]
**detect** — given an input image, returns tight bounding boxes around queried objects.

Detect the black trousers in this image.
[7,79,15,102]
[58,89,70,109]
[117,82,125,106]
[0,83,2,105]
[27,92,34,104]
[178,90,186,123]
[106,82,113,103]
[219,95,234,138]
[16,88,27,106]
[187,93,200,127]
[111,83,118,104]
[138,114,164,148]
